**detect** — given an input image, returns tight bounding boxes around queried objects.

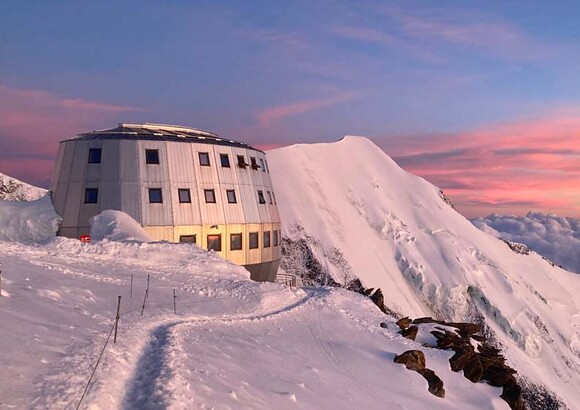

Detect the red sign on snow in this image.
[80,235,91,243]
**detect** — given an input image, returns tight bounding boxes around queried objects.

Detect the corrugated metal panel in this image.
[261,223,274,262]
[143,226,174,241]
[61,182,83,228]
[231,147,253,186]
[119,182,142,223]
[85,141,102,183]
[167,142,196,183]
[213,147,238,185]
[101,140,120,182]
[172,225,203,243]
[78,202,100,230]
[226,223,246,265]
[141,182,173,226]
[193,143,220,185]
[49,143,66,192]
[238,185,260,223]
[120,140,139,183]
[219,183,245,224]
[198,184,226,225]
[139,140,169,184]
[50,142,75,219]
[245,223,261,265]
[69,141,88,183]
[170,183,202,225]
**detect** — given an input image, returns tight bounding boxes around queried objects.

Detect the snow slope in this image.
[0,172,46,201]
[471,213,580,273]
[268,136,580,406]
[0,238,509,409]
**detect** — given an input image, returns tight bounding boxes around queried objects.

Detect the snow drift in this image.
[268,136,580,407]
[0,195,61,243]
[90,210,153,242]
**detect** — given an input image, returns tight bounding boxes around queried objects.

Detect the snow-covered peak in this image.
[0,172,46,201]
[269,137,580,406]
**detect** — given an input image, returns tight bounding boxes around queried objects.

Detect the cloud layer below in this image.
[471,213,580,273]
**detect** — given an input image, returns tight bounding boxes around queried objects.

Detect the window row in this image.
[87,147,270,173]
[83,187,277,205]
[178,230,281,251]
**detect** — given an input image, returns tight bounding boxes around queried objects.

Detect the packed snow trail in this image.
[1,238,510,409]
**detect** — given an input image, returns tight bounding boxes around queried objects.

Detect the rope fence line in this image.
[73,277,294,409]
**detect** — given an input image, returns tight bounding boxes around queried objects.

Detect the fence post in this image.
[0,263,2,297]
[130,274,133,298]
[113,296,121,343]
[141,288,149,316]
[173,289,177,314]
[146,274,150,296]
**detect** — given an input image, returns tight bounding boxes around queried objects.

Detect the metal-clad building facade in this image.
[50,123,281,282]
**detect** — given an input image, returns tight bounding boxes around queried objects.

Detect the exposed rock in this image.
[396,317,412,329]
[501,378,525,410]
[450,347,483,383]
[379,322,388,328]
[417,368,445,398]
[370,289,386,313]
[394,350,425,371]
[400,325,418,341]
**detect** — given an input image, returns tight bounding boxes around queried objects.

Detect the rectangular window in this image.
[264,159,270,173]
[220,153,230,168]
[273,230,279,246]
[257,190,266,204]
[230,233,242,250]
[250,156,260,170]
[237,155,248,168]
[263,231,271,248]
[226,189,237,204]
[267,191,273,204]
[84,188,98,203]
[249,232,259,249]
[259,158,266,172]
[88,148,102,164]
[199,152,210,166]
[207,234,222,252]
[146,149,160,164]
[178,189,191,203]
[272,191,277,204]
[149,188,163,203]
[179,235,196,244]
[204,189,216,203]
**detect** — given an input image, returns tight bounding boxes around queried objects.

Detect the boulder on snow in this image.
[396,317,413,329]
[400,325,419,341]
[394,350,425,371]
[417,368,445,398]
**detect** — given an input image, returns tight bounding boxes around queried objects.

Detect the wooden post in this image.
[130,274,133,298]
[146,274,150,296]
[173,289,177,314]
[113,296,121,343]
[140,288,148,316]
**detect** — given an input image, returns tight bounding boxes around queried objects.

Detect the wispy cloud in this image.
[257,93,359,127]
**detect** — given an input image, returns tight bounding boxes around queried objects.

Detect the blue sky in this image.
[1,1,579,216]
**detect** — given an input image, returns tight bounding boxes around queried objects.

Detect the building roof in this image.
[64,123,263,152]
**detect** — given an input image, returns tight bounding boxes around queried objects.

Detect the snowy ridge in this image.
[0,172,46,201]
[269,136,580,406]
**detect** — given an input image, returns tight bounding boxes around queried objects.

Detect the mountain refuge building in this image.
[49,123,281,282]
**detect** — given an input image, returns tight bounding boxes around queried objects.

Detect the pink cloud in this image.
[0,84,145,186]
[381,112,580,217]
[257,93,359,127]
